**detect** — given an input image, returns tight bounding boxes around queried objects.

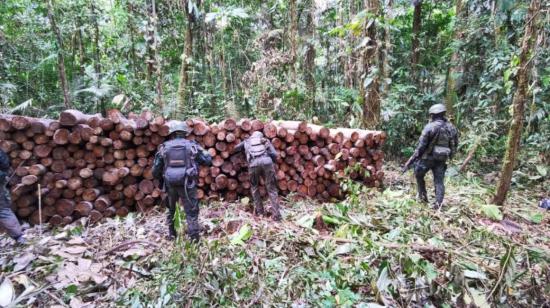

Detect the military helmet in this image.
[251,131,263,138]
[429,104,447,115]
[168,121,192,135]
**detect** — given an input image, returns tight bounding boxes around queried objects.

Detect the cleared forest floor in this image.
[0,164,548,307]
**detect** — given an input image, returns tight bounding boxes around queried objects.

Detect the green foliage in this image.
[114,172,548,306]
[0,0,548,178]
[480,204,503,221]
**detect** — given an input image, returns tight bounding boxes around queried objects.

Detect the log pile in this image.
[0,110,385,226]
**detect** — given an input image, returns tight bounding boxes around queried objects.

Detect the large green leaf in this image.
[480,204,503,221]
[230,224,253,245]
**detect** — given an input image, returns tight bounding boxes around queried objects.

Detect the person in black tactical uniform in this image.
[0,149,25,244]
[402,104,459,209]
[152,122,212,241]
[232,131,281,221]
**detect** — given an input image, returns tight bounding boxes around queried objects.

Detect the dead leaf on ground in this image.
[0,278,15,307]
[122,248,151,258]
[67,238,86,245]
[64,246,87,254]
[13,252,36,271]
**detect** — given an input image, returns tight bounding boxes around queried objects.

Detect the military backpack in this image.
[162,139,198,186]
[245,136,268,163]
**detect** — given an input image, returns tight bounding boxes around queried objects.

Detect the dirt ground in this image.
[0,164,548,307]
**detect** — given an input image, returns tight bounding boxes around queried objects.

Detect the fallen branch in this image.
[101,240,160,256]
[460,138,481,172]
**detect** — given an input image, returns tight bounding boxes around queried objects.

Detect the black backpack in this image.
[162,139,198,186]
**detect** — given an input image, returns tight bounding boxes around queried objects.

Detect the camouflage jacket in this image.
[152,137,212,183]
[411,118,458,162]
[0,150,11,187]
[233,137,277,167]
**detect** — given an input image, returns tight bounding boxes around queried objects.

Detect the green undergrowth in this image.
[119,173,549,307]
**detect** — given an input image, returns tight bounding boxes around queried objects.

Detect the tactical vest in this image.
[162,139,198,186]
[244,137,268,163]
[424,121,453,161]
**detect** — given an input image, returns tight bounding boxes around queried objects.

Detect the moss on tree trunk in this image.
[492,0,541,205]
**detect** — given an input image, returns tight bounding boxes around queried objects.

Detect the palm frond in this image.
[9,99,33,114]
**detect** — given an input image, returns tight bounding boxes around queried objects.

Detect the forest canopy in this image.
[1,0,548,168]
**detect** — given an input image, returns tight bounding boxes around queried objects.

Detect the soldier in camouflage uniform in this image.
[233,131,281,221]
[0,149,25,244]
[152,122,212,241]
[403,104,459,209]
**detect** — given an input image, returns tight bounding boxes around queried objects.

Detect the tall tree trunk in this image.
[151,0,163,109]
[411,0,422,81]
[47,0,71,108]
[126,2,139,78]
[304,1,316,115]
[492,0,541,205]
[346,0,357,89]
[379,0,392,98]
[360,0,381,129]
[177,0,194,117]
[289,0,298,87]
[76,16,86,75]
[90,3,103,112]
[444,0,465,120]
[91,4,101,81]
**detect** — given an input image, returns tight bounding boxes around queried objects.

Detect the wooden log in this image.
[263,122,277,139]
[116,207,129,217]
[215,174,228,189]
[138,179,154,194]
[221,118,237,131]
[75,201,93,217]
[192,120,209,136]
[48,214,63,226]
[11,116,30,130]
[123,184,138,198]
[79,188,99,201]
[237,119,252,131]
[59,110,99,126]
[94,195,111,211]
[250,119,264,131]
[89,210,103,223]
[55,199,75,217]
[53,128,70,145]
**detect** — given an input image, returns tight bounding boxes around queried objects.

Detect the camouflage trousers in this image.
[250,163,281,220]
[166,184,200,241]
[0,188,22,239]
[414,159,447,206]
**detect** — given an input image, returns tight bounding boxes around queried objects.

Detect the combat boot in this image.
[416,192,428,204]
[270,206,282,221]
[254,205,265,216]
[187,220,201,242]
[15,236,26,245]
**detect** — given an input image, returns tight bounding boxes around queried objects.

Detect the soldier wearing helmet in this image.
[232,131,281,220]
[152,121,212,241]
[0,149,25,244]
[402,104,459,209]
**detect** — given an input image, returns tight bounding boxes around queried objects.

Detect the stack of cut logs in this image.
[0,110,385,226]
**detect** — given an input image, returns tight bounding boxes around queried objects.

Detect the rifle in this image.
[401,155,418,174]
